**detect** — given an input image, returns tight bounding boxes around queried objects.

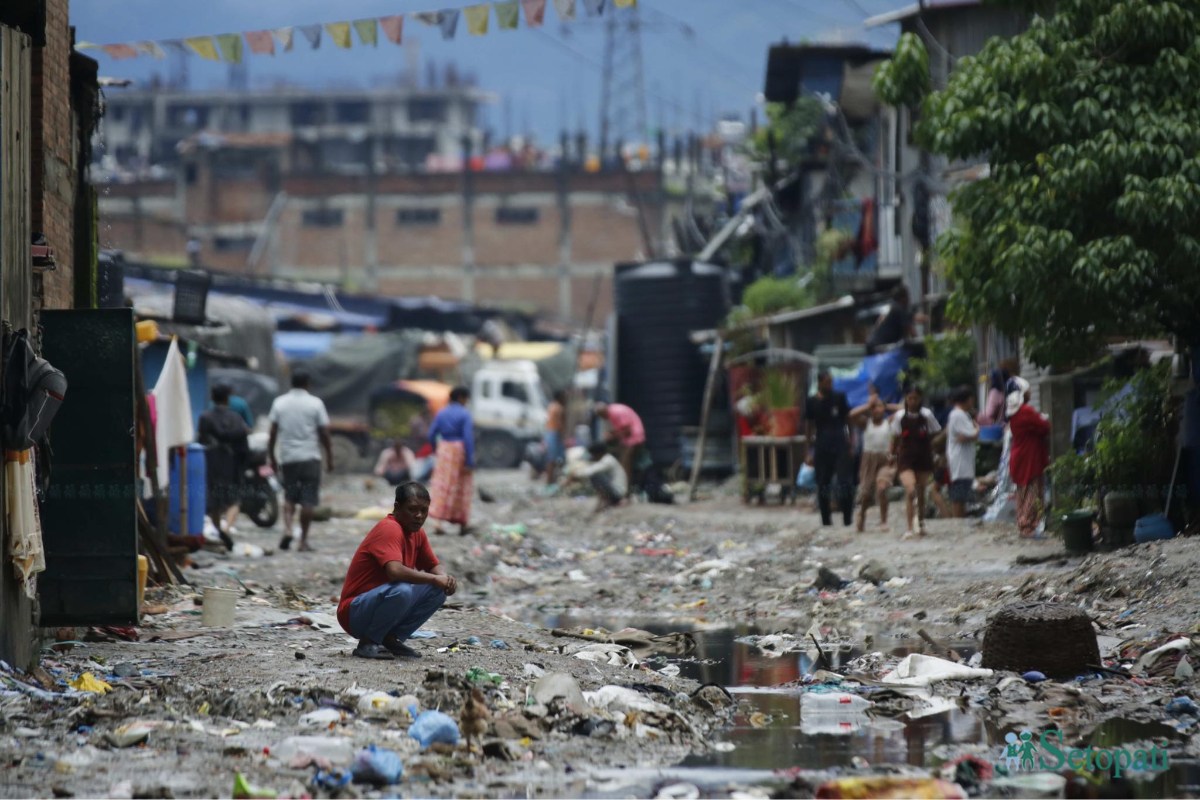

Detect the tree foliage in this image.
[919,0,1200,366]
[749,99,825,167]
[873,33,931,108]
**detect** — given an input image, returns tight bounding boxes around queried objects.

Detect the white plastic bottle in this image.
[800,692,873,712]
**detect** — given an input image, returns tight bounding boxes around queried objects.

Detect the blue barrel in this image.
[1134,513,1174,544]
[168,443,207,536]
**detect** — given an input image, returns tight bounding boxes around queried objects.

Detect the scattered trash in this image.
[1131,636,1192,676]
[299,708,345,728]
[882,654,994,687]
[409,630,438,639]
[657,664,681,678]
[564,642,639,667]
[532,672,586,710]
[799,711,869,736]
[232,773,277,799]
[1166,696,1198,716]
[356,692,407,719]
[490,639,509,649]
[68,673,112,694]
[813,567,847,591]
[408,710,460,748]
[274,736,353,768]
[232,542,265,558]
[466,666,503,686]
[584,685,672,714]
[800,692,873,712]
[350,745,403,786]
[814,776,967,799]
[857,560,894,585]
[655,783,701,800]
[312,769,352,791]
[105,721,155,748]
[1021,670,1047,683]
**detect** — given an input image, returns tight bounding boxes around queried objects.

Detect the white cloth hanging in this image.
[6,448,44,599]
[151,337,194,489]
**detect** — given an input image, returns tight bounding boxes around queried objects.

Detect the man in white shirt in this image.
[946,386,980,518]
[268,372,334,552]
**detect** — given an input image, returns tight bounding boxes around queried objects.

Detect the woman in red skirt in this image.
[1006,377,1050,538]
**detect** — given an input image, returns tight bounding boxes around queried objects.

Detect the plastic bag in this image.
[350,745,403,786]
[796,463,816,489]
[408,709,460,748]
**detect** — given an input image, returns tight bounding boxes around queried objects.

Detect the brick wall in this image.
[30,0,75,311]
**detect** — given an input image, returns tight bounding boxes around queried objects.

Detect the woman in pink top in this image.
[595,402,645,494]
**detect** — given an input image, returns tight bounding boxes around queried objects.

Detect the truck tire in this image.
[477,430,521,469]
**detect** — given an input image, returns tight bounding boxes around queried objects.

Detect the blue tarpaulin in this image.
[831,349,907,407]
[275,331,336,361]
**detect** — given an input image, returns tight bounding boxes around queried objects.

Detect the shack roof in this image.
[864,0,981,28]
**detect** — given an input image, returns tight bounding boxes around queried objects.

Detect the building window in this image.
[184,163,198,185]
[396,208,441,226]
[409,98,446,123]
[495,207,539,225]
[289,101,324,126]
[212,235,256,252]
[335,101,370,124]
[302,208,344,228]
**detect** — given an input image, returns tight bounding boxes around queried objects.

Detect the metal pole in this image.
[687,333,723,501]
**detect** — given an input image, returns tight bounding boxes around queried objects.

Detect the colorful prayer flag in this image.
[438,9,461,40]
[101,43,139,60]
[245,30,275,56]
[185,36,220,61]
[299,24,322,49]
[325,22,352,49]
[521,0,547,27]
[379,15,405,44]
[137,41,165,59]
[553,0,576,22]
[273,27,295,52]
[216,33,243,63]
[414,12,442,26]
[75,41,100,50]
[582,0,606,17]
[465,5,490,35]
[353,19,378,46]
[161,40,188,54]
[494,0,520,29]
[614,0,636,6]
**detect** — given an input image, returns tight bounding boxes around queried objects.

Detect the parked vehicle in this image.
[241,432,280,528]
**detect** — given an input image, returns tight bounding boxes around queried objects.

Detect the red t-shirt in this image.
[1008,404,1051,487]
[337,515,440,633]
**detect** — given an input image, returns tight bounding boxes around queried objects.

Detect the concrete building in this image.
[97,85,486,177]
[2,0,103,669]
[98,127,666,323]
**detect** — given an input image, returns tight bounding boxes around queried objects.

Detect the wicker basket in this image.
[981,602,1100,678]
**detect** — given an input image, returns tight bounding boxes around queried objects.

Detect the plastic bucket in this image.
[1060,510,1094,555]
[201,587,239,627]
[1134,513,1175,544]
[1103,491,1139,528]
[979,424,1004,443]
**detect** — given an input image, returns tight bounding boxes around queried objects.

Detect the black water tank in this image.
[614,260,730,465]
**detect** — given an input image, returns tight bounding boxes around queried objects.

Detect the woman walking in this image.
[1006,377,1050,538]
[850,397,897,532]
[427,386,475,535]
[891,386,941,538]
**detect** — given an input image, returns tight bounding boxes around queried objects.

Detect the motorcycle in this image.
[241,432,280,528]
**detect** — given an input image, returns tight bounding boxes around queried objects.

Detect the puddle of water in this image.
[540,613,1200,796]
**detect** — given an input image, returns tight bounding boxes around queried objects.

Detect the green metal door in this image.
[38,308,138,625]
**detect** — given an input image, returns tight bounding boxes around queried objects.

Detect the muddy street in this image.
[2,470,1198,798]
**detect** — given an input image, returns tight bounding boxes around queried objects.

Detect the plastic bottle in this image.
[799,692,873,712]
[273,735,354,767]
[408,710,460,748]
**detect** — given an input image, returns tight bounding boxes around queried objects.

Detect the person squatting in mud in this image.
[337,482,459,660]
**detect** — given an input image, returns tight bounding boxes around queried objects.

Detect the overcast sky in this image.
[73,0,907,142]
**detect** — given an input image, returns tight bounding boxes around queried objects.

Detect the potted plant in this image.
[760,370,800,437]
[1047,452,1097,553]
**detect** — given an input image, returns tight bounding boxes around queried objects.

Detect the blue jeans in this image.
[346,582,446,645]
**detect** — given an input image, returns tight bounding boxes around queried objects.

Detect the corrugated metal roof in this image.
[864,0,982,29]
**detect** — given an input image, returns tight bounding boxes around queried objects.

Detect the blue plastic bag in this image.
[408,709,460,748]
[796,463,816,490]
[351,745,403,786]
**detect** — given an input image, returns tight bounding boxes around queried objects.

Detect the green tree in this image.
[919,0,1200,367]
[749,99,825,167]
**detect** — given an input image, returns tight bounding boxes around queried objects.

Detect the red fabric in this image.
[379,15,405,44]
[1008,404,1050,487]
[244,30,275,55]
[337,515,439,632]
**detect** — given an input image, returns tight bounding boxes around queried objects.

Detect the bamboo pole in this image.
[687,333,724,501]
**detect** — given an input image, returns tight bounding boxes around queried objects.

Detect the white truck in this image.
[470,359,549,468]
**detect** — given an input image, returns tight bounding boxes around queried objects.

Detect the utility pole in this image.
[599,4,648,166]
[460,134,476,303]
[364,132,380,292]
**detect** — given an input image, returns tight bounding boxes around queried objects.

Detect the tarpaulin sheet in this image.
[831,349,907,407]
[291,331,424,417]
